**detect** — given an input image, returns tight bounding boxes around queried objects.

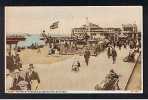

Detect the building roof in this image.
[122,24,135,28]
[82,22,102,29]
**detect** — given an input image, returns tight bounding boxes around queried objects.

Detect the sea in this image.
[7,33,69,48]
[17,34,45,48]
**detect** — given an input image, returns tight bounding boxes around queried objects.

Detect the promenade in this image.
[22,46,140,91]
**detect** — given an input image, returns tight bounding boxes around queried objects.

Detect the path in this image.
[19,46,140,91]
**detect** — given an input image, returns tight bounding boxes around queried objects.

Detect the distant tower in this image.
[86,17,91,37]
[133,21,138,33]
[86,17,89,26]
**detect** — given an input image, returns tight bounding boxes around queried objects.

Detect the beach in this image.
[14,46,141,91]
[19,45,73,64]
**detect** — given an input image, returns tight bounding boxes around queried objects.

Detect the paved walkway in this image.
[126,54,142,91]
[22,47,139,91]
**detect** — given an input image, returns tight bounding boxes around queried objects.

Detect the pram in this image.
[94,70,120,90]
[72,60,81,72]
[123,52,135,62]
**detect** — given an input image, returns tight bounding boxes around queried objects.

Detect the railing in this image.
[124,51,141,90]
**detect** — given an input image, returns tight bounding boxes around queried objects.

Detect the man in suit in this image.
[107,45,112,59]
[27,64,40,90]
[112,48,117,64]
[84,47,91,66]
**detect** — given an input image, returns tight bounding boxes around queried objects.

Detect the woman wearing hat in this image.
[6,69,13,90]
[11,69,21,90]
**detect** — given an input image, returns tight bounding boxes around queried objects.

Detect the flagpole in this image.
[86,17,90,45]
[86,17,90,36]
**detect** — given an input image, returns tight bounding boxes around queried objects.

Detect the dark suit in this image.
[112,49,117,64]
[27,71,40,83]
[84,50,91,66]
[26,71,40,90]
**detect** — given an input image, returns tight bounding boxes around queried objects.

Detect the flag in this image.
[50,21,59,29]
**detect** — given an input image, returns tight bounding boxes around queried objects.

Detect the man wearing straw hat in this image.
[27,64,40,90]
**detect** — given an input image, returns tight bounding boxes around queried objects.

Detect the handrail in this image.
[125,51,141,90]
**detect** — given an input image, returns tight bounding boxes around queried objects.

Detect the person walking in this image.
[94,45,99,56]
[119,42,122,50]
[27,64,40,90]
[112,48,117,64]
[84,48,91,66]
[15,54,21,69]
[107,45,112,59]
[123,42,127,49]
[37,47,41,53]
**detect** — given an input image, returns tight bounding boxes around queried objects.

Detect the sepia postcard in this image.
[5,6,143,93]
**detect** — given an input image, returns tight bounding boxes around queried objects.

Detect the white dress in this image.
[6,75,13,90]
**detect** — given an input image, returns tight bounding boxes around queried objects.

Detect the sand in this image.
[6,45,142,92]
[19,46,73,64]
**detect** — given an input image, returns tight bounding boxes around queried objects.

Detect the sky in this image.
[5,6,142,35]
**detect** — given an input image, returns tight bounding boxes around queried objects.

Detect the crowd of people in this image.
[6,64,40,90]
[6,34,141,90]
[6,48,40,91]
[105,36,141,63]
[7,51,22,72]
[48,43,60,55]
[70,35,141,71]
